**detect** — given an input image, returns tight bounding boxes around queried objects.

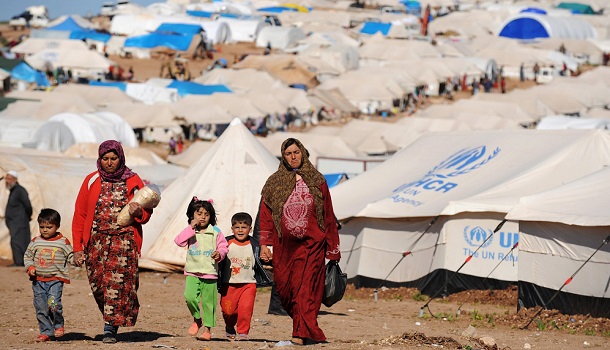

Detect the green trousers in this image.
[184,276,217,327]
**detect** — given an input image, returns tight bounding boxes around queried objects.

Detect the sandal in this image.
[197,332,211,341]
[188,319,202,336]
[54,327,65,338]
[36,334,51,342]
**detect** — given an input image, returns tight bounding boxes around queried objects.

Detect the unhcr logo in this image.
[425,146,501,179]
[463,226,494,248]
[392,146,501,200]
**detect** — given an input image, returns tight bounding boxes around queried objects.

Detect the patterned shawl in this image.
[97,140,136,182]
[261,138,326,237]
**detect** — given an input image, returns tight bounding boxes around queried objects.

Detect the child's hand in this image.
[211,250,220,261]
[27,268,36,277]
[260,245,273,262]
[190,218,198,230]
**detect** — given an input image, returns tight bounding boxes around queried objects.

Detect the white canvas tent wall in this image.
[0,149,94,259]
[506,167,610,317]
[255,26,306,50]
[330,130,610,294]
[31,112,138,152]
[10,38,89,55]
[139,119,279,271]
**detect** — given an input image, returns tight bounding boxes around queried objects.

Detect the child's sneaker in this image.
[54,327,65,338]
[235,333,249,341]
[36,334,51,342]
[225,326,236,340]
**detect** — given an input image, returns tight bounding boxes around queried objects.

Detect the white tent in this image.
[33,112,138,152]
[506,167,610,317]
[255,26,306,50]
[139,119,279,271]
[330,129,610,294]
[10,38,89,55]
[0,149,96,260]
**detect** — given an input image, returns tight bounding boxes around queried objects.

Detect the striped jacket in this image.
[24,233,73,283]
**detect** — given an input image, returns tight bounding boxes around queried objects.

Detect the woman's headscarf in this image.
[97,140,136,182]
[261,138,326,237]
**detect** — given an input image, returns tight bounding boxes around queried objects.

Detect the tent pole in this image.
[420,219,507,317]
[520,235,610,329]
[456,241,519,315]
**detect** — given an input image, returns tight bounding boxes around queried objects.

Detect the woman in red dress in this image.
[259,138,341,345]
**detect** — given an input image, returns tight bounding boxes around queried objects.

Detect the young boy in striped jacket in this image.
[24,208,74,342]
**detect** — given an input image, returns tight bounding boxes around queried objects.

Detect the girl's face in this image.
[283,144,302,169]
[193,207,211,229]
[100,151,120,174]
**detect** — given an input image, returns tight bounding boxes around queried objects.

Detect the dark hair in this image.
[231,212,252,226]
[38,208,61,227]
[186,197,217,226]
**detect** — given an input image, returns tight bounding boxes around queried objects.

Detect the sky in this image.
[1,0,162,21]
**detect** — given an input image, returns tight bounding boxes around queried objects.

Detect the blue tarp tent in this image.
[10,62,49,86]
[498,14,596,40]
[257,6,299,13]
[125,32,195,51]
[360,22,392,35]
[400,0,422,15]
[156,23,203,35]
[167,80,232,96]
[556,2,595,14]
[324,173,348,188]
[520,7,547,14]
[89,81,127,91]
[46,16,111,43]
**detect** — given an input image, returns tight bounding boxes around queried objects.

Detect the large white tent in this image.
[139,119,279,271]
[506,167,610,317]
[330,129,610,294]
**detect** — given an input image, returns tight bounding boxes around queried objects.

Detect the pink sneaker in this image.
[235,333,249,341]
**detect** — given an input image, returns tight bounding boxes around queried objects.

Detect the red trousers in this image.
[219,283,256,335]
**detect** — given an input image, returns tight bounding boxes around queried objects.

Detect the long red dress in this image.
[259,179,341,342]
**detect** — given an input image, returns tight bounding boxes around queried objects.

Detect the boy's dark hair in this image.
[231,212,252,226]
[38,208,61,226]
[186,197,217,226]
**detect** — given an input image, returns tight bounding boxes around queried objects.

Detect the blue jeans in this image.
[32,280,64,336]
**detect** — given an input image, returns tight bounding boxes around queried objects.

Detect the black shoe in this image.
[102,334,117,344]
[268,309,289,316]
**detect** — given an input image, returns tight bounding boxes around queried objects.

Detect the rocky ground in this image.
[1,260,608,350]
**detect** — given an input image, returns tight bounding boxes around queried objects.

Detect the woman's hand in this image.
[73,251,85,267]
[260,245,273,262]
[211,250,221,262]
[128,202,143,218]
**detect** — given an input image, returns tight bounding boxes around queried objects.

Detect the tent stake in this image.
[520,235,610,329]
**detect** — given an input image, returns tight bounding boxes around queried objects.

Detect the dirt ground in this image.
[1,259,608,350]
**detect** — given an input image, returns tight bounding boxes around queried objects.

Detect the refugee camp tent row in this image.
[330,130,610,300]
[506,167,610,318]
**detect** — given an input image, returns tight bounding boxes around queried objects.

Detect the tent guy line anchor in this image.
[520,234,610,329]
[419,219,507,318]
[374,215,439,302]
[456,241,519,316]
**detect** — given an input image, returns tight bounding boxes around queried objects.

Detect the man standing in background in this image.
[5,170,32,267]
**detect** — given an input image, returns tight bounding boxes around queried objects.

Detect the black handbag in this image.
[322,260,347,307]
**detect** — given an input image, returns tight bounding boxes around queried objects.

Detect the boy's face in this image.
[39,221,59,239]
[231,221,251,242]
